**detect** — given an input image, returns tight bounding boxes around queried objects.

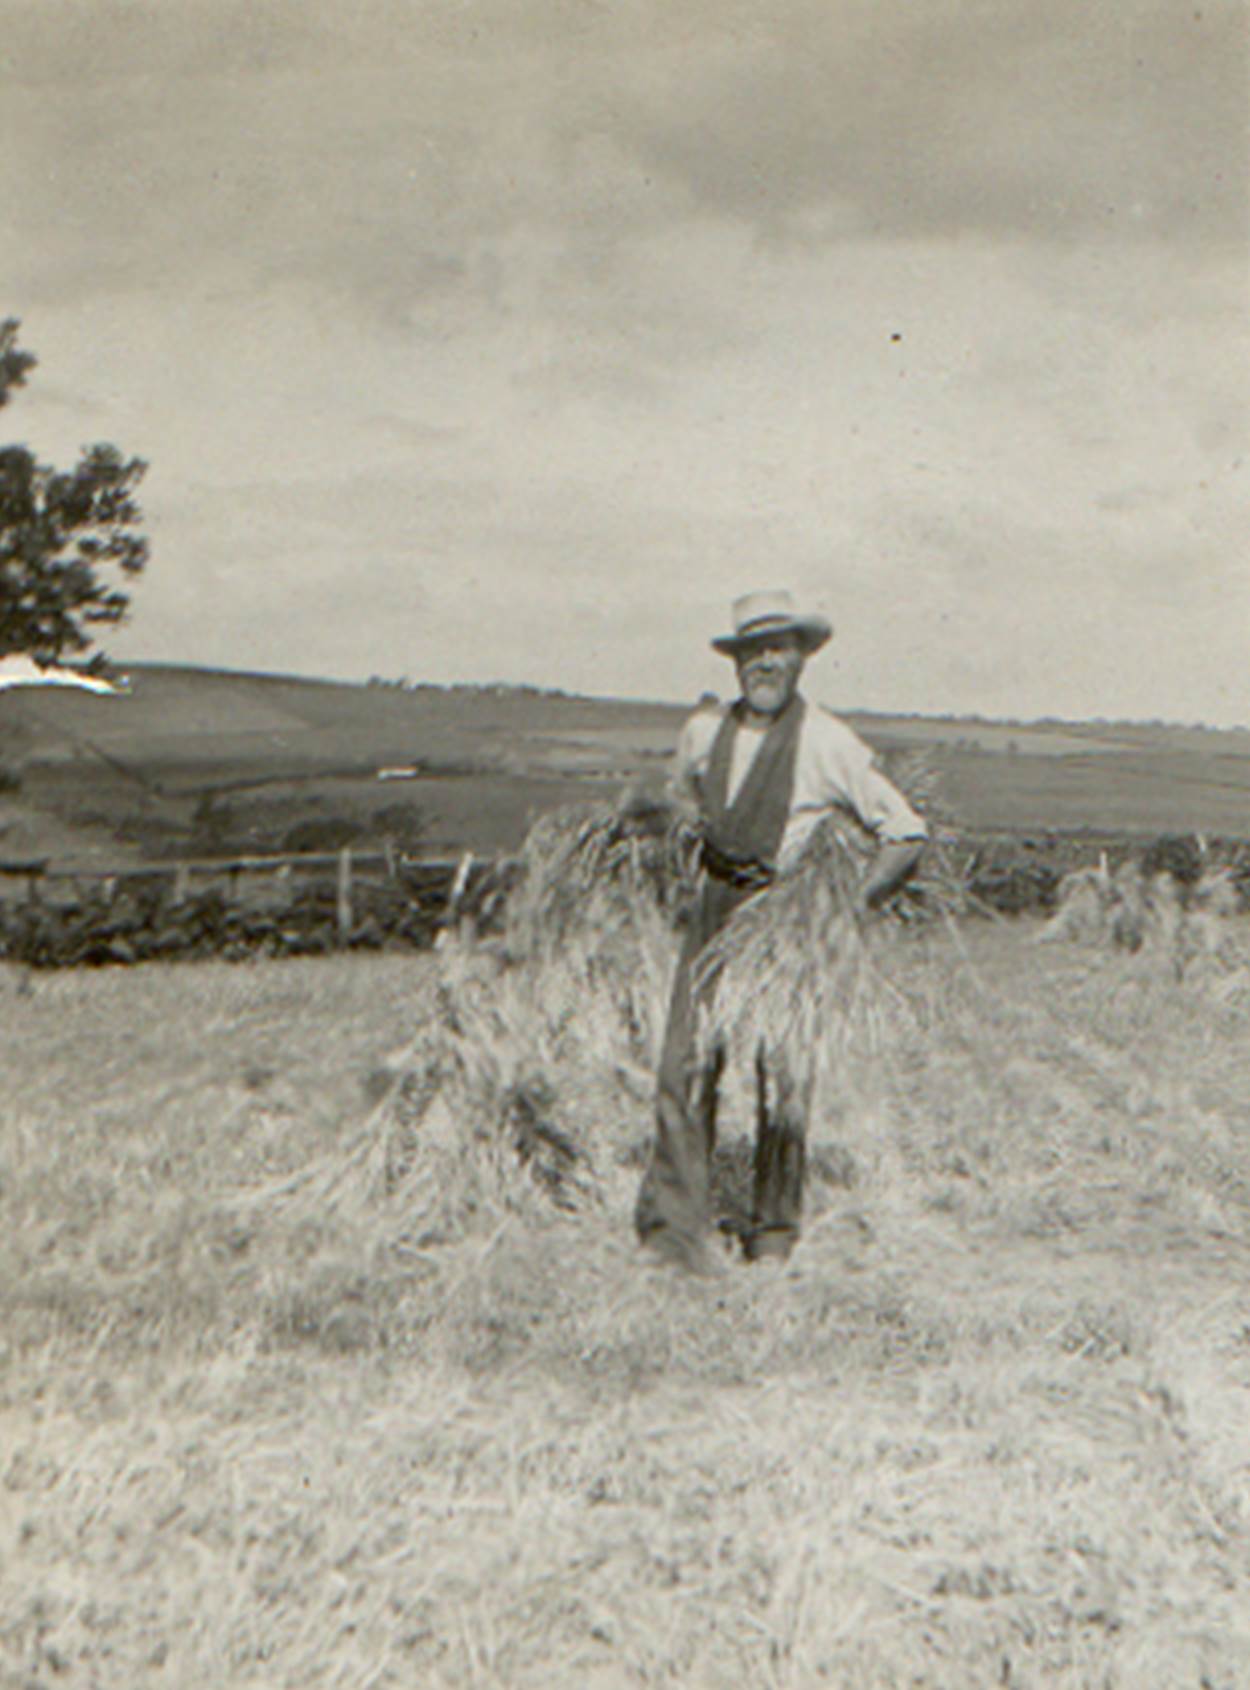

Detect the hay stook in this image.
[691,816,914,1086]
[1040,849,1244,977]
[380,752,952,1231]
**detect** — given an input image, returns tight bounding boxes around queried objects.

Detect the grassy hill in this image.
[3,661,1250,871]
[0,663,683,772]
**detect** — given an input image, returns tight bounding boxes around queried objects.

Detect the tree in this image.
[0,320,35,404]
[0,318,149,671]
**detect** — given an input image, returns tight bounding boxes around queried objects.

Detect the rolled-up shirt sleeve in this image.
[793,709,929,849]
[845,751,929,843]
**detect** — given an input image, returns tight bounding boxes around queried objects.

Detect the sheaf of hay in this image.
[499,795,701,959]
[305,760,953,1244]
[1041,858,1245,980]
[419,759,957,1215]
[487,794,697,1110]
[277,798,698,1246]
[692,818,919,1085]
[685,749,956,1078]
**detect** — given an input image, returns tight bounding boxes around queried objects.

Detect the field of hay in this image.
[3,888,1250,1687]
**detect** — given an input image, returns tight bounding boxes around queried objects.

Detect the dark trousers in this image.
[634,892,813,1261]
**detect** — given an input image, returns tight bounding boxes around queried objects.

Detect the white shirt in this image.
[669,699,928,868]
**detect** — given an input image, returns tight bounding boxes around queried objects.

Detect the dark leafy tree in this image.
[0,318,149,670]
[0,320,36,407]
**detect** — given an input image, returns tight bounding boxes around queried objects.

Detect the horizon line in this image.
[51,655,1250,737]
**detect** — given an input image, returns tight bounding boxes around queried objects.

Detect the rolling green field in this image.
[4,663,1250,874]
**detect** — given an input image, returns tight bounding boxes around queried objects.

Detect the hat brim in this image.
[711,617,832,657]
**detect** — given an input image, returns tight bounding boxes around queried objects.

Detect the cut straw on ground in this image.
[3,783,1250,1687]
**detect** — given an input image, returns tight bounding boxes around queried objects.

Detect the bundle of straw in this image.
[502,794,701,959]
[685,747,953,1080]
[374,758,948,1227]
[352,798,699,1234]
[693,817,907,1080]
[1041,856,1244,977]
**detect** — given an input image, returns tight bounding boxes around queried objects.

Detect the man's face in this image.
[734,632,805,717]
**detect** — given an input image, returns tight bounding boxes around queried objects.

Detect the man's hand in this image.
[856,838,925,917]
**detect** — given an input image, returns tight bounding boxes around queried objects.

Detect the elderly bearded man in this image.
[634,591,928,1270]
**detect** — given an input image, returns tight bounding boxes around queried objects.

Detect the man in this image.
[634,590,927,1270]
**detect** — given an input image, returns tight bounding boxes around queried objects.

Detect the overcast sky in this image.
[3,0,1247,722]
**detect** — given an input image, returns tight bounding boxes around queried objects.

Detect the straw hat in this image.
[710,591,833,657]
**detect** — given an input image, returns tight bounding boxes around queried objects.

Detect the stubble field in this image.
[3,895,1250,1688]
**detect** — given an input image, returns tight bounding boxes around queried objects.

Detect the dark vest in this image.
[695,695,805,938]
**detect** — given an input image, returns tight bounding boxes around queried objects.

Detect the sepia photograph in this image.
[2,1,1249,1684]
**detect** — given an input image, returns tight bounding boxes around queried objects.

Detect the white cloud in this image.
[2,0,1247,722]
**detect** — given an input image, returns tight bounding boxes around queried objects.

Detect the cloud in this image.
[611,0,1248,247]
[3,0,1244,320]
[3,0,1247,723]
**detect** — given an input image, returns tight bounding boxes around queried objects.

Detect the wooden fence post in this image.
[336,846,353,945]
[173,863,191,903]
[435,850,474,950]
[448,850,473,916]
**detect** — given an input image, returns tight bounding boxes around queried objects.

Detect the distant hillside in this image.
[4,661,1250,870]
[8,660,1249,767]
[0,663,685,779]
[0,664,688,868]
